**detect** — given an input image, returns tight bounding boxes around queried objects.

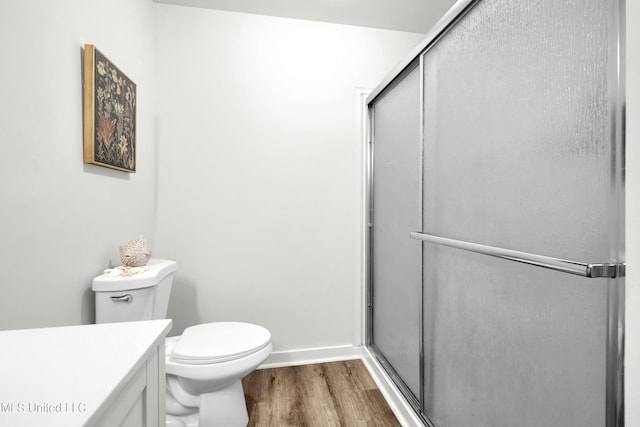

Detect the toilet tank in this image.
[92,259,177,324]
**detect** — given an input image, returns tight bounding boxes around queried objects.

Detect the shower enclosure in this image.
[366,1,625,426]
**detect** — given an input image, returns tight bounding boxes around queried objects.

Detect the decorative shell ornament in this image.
[119,236,151,267]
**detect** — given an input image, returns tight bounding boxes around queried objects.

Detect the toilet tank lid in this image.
[92,259,177,291]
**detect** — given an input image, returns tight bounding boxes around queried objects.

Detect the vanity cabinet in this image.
[0,319,171,427]
[95,339,166,427]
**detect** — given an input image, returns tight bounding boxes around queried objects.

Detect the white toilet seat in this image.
[164,321,273,426]
[169,322,271,365]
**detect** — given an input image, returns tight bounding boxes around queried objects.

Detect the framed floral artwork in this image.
[83,44,136,172]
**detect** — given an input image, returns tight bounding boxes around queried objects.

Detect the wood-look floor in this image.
[242,359,401,427]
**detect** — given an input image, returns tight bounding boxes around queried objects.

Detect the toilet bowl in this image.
[165,322,272,427]
[92,259,272,426]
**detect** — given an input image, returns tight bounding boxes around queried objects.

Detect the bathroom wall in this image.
[153,4,424,352]
[0,0,157,329]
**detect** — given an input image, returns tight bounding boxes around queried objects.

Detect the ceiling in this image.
[153,0,458,34]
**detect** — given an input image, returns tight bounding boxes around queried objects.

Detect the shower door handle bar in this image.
[409,232,622,278]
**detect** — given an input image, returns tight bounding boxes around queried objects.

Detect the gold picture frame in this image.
[83,44,136,172]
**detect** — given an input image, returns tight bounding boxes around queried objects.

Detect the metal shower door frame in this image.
[366,59,424,415]
[365,0,626,425]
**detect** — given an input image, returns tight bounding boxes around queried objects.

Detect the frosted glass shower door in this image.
[419,0,623,426]
[370,63,422,400]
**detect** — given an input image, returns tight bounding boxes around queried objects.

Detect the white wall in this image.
[626,2,639,426]
[153,5,424,352]
[0,0,157,329]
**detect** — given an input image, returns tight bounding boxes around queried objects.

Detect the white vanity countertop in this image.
[0,319,172,427]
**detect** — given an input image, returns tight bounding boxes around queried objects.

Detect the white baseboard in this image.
[259,344,366,369]
[257,345,424,427]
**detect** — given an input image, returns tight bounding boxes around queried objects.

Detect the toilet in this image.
[92,259,272,427]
